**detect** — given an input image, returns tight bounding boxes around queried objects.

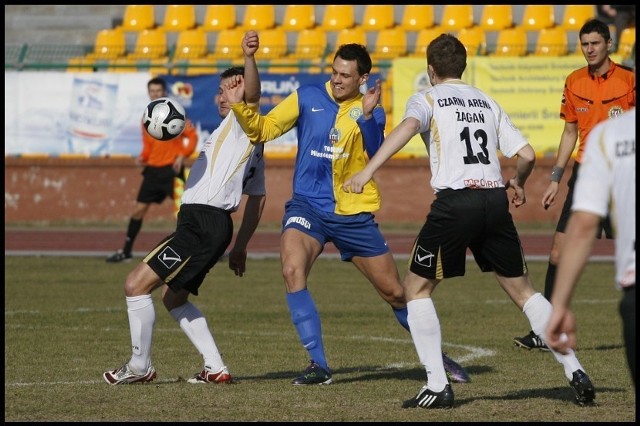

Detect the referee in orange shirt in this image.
[107,77,198,263]
[514,19,635,350]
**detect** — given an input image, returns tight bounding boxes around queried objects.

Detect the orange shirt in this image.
[560,60,635,163]
[140,118,198,167]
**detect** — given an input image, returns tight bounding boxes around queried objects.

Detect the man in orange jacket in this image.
[107,77,198,263]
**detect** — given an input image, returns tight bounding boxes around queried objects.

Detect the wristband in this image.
[550,166,564,183]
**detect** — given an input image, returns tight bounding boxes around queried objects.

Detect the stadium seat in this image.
[256,27,288,60]
[200,5,236,32]
[333,27,366,50]
[440,5,474,31]
[281,5,316,31]
[399,5,435,32]
[324,27,366,70]
[159,5,196,32]
[207,28,244,61]
[360,5,395,31]
[84,28,126,60]
[457,26,487,56]
[173,29,207,60]
[616,27,636,60]
[519,5,555,31]
[241,5,276,31]
[370,27,407,60]
[479,5,513,31]
[127,28,167,60]
[533,26,568,56]
[272,27,327,74]
[561,5,595,31]
[118,5,155,32]
[409,27,443,57]
[288,27,328,59]
[321,5,355,31]
[491,27,528,56]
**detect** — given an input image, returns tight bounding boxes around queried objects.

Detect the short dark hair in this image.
[427,34,467,79]
[579,19,611,41]
[220,66,245,79]
[334,43,372,76]
[147,77,166,90]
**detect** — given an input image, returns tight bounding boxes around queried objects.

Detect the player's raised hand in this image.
[362,79,381,119]
[242,30,259,57]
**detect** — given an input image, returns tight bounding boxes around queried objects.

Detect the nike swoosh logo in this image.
[162,253,181,262]
[416,253,433,262]
[311,107,324,112]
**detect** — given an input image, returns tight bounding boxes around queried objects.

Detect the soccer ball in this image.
[142,97,186,141]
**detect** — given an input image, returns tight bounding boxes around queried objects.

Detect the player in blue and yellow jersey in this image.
[228,43,469,385]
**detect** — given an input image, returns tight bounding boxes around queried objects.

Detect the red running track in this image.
[5,228,614,259]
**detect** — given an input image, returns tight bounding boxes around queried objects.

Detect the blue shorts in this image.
[282,195,389,261]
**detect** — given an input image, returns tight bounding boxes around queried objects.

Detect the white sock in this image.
[407,298,448,392]
[169,301,225,372]
[523,292,585,379]
[126,294,155,373]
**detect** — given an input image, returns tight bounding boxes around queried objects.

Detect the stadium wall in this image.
[5,157,567,226]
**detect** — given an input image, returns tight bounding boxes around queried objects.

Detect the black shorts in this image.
[136,165,184,204]
[144,203,233,295]
[556,162,613,238]
[409,188,527,279]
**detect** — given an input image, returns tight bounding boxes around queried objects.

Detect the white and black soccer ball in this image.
[142,97,186,141]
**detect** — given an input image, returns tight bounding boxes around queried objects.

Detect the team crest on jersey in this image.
[329,127,340,145]
[608,106,624,119]
[349,108,363,120]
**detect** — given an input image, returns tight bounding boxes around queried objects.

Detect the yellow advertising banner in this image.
[391,55,623,158]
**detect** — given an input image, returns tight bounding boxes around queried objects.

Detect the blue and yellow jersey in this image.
[231,81,386,215]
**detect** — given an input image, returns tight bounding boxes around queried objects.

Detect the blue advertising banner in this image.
[4,71,381,158]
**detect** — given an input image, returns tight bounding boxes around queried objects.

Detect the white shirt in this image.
[572,107,636,289]
[402,79,528,192]
[182,111,265,211]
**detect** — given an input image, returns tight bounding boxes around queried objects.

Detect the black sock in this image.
[123,218,143,255]
[544,262,556,300]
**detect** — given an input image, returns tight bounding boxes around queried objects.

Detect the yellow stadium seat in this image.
[479,5,513,31]
[533,26,568,56]
[561,5,595,31]
[616,27,636,60]
[207,28,244,61]
[519,5,555,31]
[457,26,487,56]
[84,28,126,60]
[334,27,366,49]
[172,57,220,76]
[370,27,407,60]
[257,28,288,59]
[288,27,328,59]
[321,5,355,31]
[159,5,196,32]
[200,5,236,32]
[119,5,155,32]
[242,5,275,31]
[281,5,316,31]
[360,5,395,31]
[410,27,443,57]
[440,5,474,31]
[127,29,167,60]
[400,5,435,31]
[272,27,327,74]
[491,27,528,57]
[173,29,207,60]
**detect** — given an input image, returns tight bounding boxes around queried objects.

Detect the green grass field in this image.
[5,256,635,422]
